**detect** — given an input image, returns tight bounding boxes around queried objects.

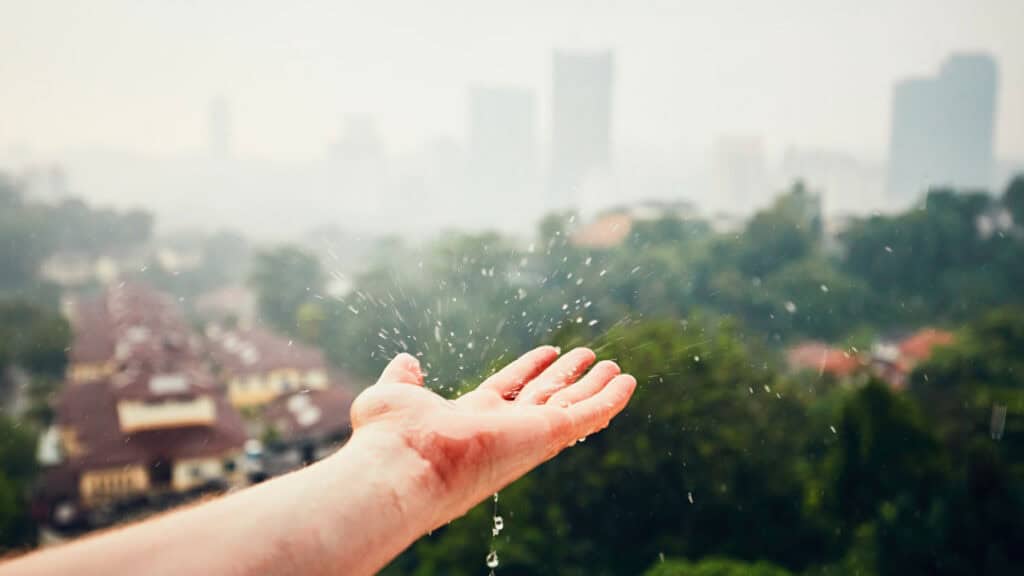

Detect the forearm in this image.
[4,432,442,576]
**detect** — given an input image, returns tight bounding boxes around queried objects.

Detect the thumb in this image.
[376,352,424,386]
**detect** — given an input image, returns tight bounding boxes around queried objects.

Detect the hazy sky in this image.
[2,0,1023,165]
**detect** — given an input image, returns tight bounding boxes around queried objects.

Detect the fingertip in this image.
[595,359,621,375]
[615,374,637,396]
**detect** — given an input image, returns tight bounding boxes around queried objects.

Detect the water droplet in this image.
[493,515,504,532]
[819,284,829,293]
[784,301,797,314]
[486,550,499,569]
[884,245,893,253]
[687,492,694,504]
[830,425,837,434]
[693,355,700,362]
[588,319,599,326]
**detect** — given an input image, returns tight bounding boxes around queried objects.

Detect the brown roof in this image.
[68,297,116,365]
[54,378,247,470]
[262,387,354,443]
[69,283,196,368]
[209,327,326,376]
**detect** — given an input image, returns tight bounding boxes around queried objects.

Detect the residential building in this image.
[206,326,330,409]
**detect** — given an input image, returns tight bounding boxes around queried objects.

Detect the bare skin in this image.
[2,346,635,576]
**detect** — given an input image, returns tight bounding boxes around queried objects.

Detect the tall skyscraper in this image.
[467,86,537,201]
[550,51,613,209]
[887,53,998,203]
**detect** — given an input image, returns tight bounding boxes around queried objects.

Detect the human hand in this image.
[347,346,636,529]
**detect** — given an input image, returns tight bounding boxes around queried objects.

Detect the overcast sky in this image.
[2,0,1023,165]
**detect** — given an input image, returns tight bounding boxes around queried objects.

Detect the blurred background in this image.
[1,1,1023,574]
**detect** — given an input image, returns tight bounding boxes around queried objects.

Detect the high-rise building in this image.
[550,51,613,209]
[712,136,766,214]
[468,86,536,199]
[887,53,998,203]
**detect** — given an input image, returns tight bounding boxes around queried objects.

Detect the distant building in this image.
[37,283,247,529]
[778,147,885,215]
[206,326,330,409]
[712,136,766,213]
[467,86,537,225]
[570,199,698,248]
[194,285,257,327]
[871,328,955,389]
[65,284,198,384]
[261,387,355,471]
[887,53,998,203]
[786,342,866,379]
[550,51,614,209]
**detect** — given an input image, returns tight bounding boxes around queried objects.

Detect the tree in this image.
[249,246,325,334]
[1004,174,1024,226]
[0,416,38,551]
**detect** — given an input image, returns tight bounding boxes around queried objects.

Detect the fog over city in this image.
[2,0,1023,240]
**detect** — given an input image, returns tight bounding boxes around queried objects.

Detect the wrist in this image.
[297,427,448,574]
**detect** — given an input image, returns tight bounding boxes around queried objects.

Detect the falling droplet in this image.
[486,550,499,569]
[688,492,694,504]
[819,284,829,293]
[693,355,700,362]
[784,301,797,314]
[493,516,504,532]
[830,425,837,434]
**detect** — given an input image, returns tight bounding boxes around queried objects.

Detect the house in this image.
[786,342,865,379]
[65,284,199,384]
[871,328,955,389]
[36,366,247,528]
[35,283,249,530]
[260,387,356,472]
[206,326,330,409]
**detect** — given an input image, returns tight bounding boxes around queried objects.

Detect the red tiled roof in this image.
[786,342,865,377]
[898,328,955,363]
[570,213,634,248]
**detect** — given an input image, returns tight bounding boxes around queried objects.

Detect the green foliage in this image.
[0,417,38,551]
[0,300,70,376]
[840,188,1023,325]
[644,557,793,576]
[249,245,325,334]
[1004,174,1024,225]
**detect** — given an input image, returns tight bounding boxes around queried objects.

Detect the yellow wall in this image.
[172,452,244,491]
[227,369,328,408]
[68,361,115,384]
[80,466,149,506]
[116,397,216,433]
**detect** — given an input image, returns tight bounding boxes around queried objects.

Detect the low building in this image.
[261,387,355,471]
[786,342,866,379]
[872,328,955,389]
[65,284,199,384]
[206,326,330,409]
[36,368,247,528]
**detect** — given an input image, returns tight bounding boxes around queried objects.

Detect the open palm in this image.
[349,346,636,526]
